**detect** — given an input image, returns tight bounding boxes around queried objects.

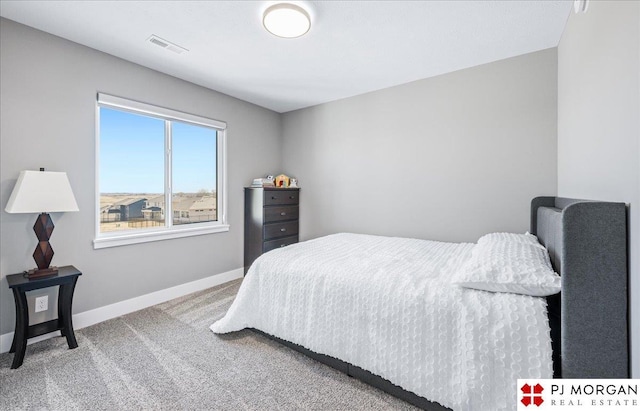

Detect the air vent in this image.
[147,35,188,54]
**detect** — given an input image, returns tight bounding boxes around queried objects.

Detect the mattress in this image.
[211,233,553,410]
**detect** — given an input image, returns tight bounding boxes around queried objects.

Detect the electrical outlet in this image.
[35,296,48,313]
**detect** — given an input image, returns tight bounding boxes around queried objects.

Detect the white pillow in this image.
[453,233,561,297]
[476,232,542,247]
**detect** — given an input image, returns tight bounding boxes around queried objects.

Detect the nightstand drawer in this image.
[264,221,299,240]
[263,236,299,252]
[264,206,298,223]
[264,191,299,206]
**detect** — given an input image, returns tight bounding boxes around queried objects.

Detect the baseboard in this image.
[0,267,243,353]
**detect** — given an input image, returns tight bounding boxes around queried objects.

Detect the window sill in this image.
[93,224,230,249]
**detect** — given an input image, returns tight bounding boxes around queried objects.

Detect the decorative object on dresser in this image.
[251,176,275,188]
[274,174,291,188]
[244,187,299,274]
[7,265,82,369]
[4,168,79,279]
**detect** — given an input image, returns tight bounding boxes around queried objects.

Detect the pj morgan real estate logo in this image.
[516,379,640,410]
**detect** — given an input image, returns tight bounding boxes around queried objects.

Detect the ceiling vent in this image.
[147,35,188,54]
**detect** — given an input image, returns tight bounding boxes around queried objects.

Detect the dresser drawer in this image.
[264,221,299,240]
[263,236,299,253]
[264,206,298,223]
[264,190,299,206]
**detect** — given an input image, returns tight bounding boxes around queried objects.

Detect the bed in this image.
[211,197,628,410]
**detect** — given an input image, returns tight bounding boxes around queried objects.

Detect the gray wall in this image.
[282,49,558,243]
[0,18,282,335]
[557,1,640,377]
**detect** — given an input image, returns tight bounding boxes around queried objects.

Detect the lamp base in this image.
[26,266,58,279]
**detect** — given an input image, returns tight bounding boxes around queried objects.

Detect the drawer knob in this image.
[280,228,286,232]
[271,196,277,199]
[280,212,287,216]
[289,196,295,199]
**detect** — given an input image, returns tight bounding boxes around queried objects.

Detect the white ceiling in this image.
[0,1,572,113]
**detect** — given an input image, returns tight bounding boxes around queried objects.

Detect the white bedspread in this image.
[211,233,553,410]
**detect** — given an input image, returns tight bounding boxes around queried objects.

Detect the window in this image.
[94,93,227,249]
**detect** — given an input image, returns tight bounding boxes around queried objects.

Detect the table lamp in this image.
[5,168,79,279]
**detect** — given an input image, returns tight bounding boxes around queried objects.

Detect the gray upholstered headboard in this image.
[530,197,628,378]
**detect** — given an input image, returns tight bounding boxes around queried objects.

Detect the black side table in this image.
[6,265,82,369]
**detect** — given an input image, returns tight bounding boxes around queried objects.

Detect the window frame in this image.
[94,93,228,249]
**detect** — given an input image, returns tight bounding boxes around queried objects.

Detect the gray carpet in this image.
[0,279,417,410]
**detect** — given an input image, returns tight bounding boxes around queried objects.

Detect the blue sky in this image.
[100,108,217,194]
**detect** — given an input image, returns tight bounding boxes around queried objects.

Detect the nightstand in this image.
[6,265,82,369]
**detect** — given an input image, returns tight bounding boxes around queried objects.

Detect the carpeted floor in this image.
[0,279,416,410]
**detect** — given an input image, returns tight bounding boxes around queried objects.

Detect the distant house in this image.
[143,195,166,220]
[111,198,147,221]
[142,206,163,220]
[100,205,120,222]
[172,195,217,224]
[189,196,216,222]
[172,196,196,223]
[146,195,165,208]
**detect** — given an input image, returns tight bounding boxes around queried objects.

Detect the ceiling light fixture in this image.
[263,3,311,38]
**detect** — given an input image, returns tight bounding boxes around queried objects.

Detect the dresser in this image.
[244,187,300,274]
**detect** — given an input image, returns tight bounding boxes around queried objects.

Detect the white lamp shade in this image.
[5,170,79,213]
